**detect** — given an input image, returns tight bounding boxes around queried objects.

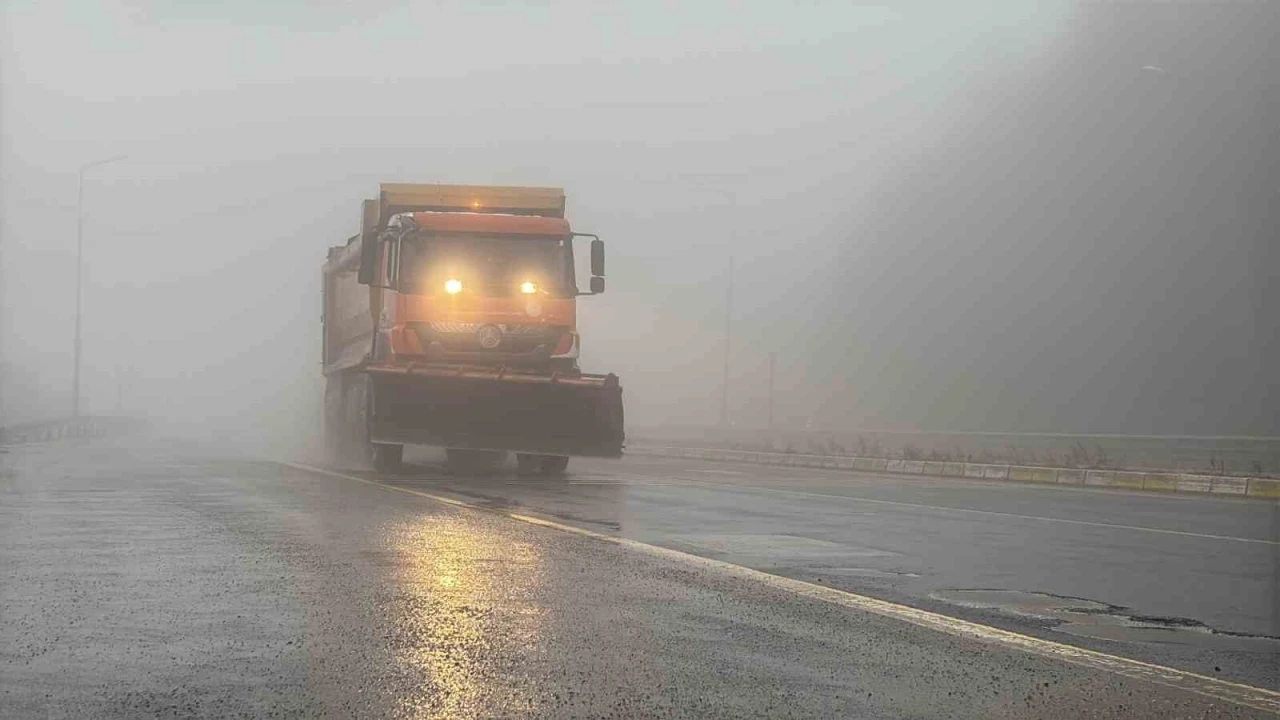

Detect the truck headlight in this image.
[445,278,463,294]
[520,281,538,295]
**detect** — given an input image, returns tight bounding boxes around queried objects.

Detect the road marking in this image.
[689,468,745,476]
[283,461,1280,713]
[649,475,1279,546]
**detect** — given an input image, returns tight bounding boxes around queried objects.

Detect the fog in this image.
[2,2,1276,450]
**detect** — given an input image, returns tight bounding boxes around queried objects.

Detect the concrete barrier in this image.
[1175,474,1214,493]
[1111,471,1145,490]
[854,457,887,472]
[1010,466,1057,483]
[1056,469,1086,485]
[1210,476,1248,495]
[1247,479,1280,499]
[1141,473,1178,492]
[1085,470,1116,487]
[625,445,1272,500]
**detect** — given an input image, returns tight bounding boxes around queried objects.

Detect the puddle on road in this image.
[931,589,1279,653]
[933,589,1111,619]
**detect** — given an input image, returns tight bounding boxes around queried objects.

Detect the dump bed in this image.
[379,183,565,218]
[322,235,375,375]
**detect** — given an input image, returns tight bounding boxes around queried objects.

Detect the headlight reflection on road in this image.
[386,516,547,719]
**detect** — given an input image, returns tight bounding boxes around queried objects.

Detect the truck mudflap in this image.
[364,363,624,457]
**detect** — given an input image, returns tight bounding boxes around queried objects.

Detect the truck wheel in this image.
[323,378,344,462]
[371,443,403,473]
[446,449,506,474]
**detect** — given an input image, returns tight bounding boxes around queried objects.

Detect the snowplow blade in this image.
[365,364,624,457]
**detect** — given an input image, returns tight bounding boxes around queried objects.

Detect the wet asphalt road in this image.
[2,439,1277,719]
[402,450,1280,688]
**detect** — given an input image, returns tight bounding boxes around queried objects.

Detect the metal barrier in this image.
[629,444,1275,499]
[0,416,147,446]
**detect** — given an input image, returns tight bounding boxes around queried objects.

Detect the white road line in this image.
[689,468,746,475]
[283,461,1280,714]
[644,475,1279,546]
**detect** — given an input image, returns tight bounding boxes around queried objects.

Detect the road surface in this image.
[2,438,1277,718]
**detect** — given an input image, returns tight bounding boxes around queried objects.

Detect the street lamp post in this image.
[73,154,126,417]
[767,351,776,433]
[718,254,734,428]
[717,188,736,429]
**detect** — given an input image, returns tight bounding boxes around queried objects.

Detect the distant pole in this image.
[719,256,734,427]
[72,154,127,417]
[767,351,776,432]
[73,170,84,417]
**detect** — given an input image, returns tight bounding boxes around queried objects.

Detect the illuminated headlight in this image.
[520,281,538,295]
[444,278,463,294]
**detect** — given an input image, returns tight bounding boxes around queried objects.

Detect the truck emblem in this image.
[476,324,502,349]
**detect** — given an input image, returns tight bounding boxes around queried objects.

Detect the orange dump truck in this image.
[322,184,624,473]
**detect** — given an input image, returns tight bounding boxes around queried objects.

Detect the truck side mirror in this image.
[357,233,378,285]
[590,276,605,294]
[590,239,605,277]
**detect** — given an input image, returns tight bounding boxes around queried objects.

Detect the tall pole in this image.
[719,255,733,427]
[73,169,85,417]
[72,154,126,417]
[768,351,776,432]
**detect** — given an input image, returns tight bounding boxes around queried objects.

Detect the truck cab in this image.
[372,210,600,374]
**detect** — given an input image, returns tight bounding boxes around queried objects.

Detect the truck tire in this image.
[323,378,344,462]
[515,453,540,475]
[371,443,403,473]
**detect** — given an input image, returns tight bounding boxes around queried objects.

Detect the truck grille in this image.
[412,322,562,353]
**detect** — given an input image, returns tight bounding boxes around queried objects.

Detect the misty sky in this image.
[1,1,1275,441]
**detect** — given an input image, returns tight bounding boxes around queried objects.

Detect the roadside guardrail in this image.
[629,445,1280,500]
[0,416,147,447]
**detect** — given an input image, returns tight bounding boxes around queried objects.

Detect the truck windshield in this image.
[399,232,574,297]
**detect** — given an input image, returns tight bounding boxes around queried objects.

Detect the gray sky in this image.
[1,1,1275,440]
